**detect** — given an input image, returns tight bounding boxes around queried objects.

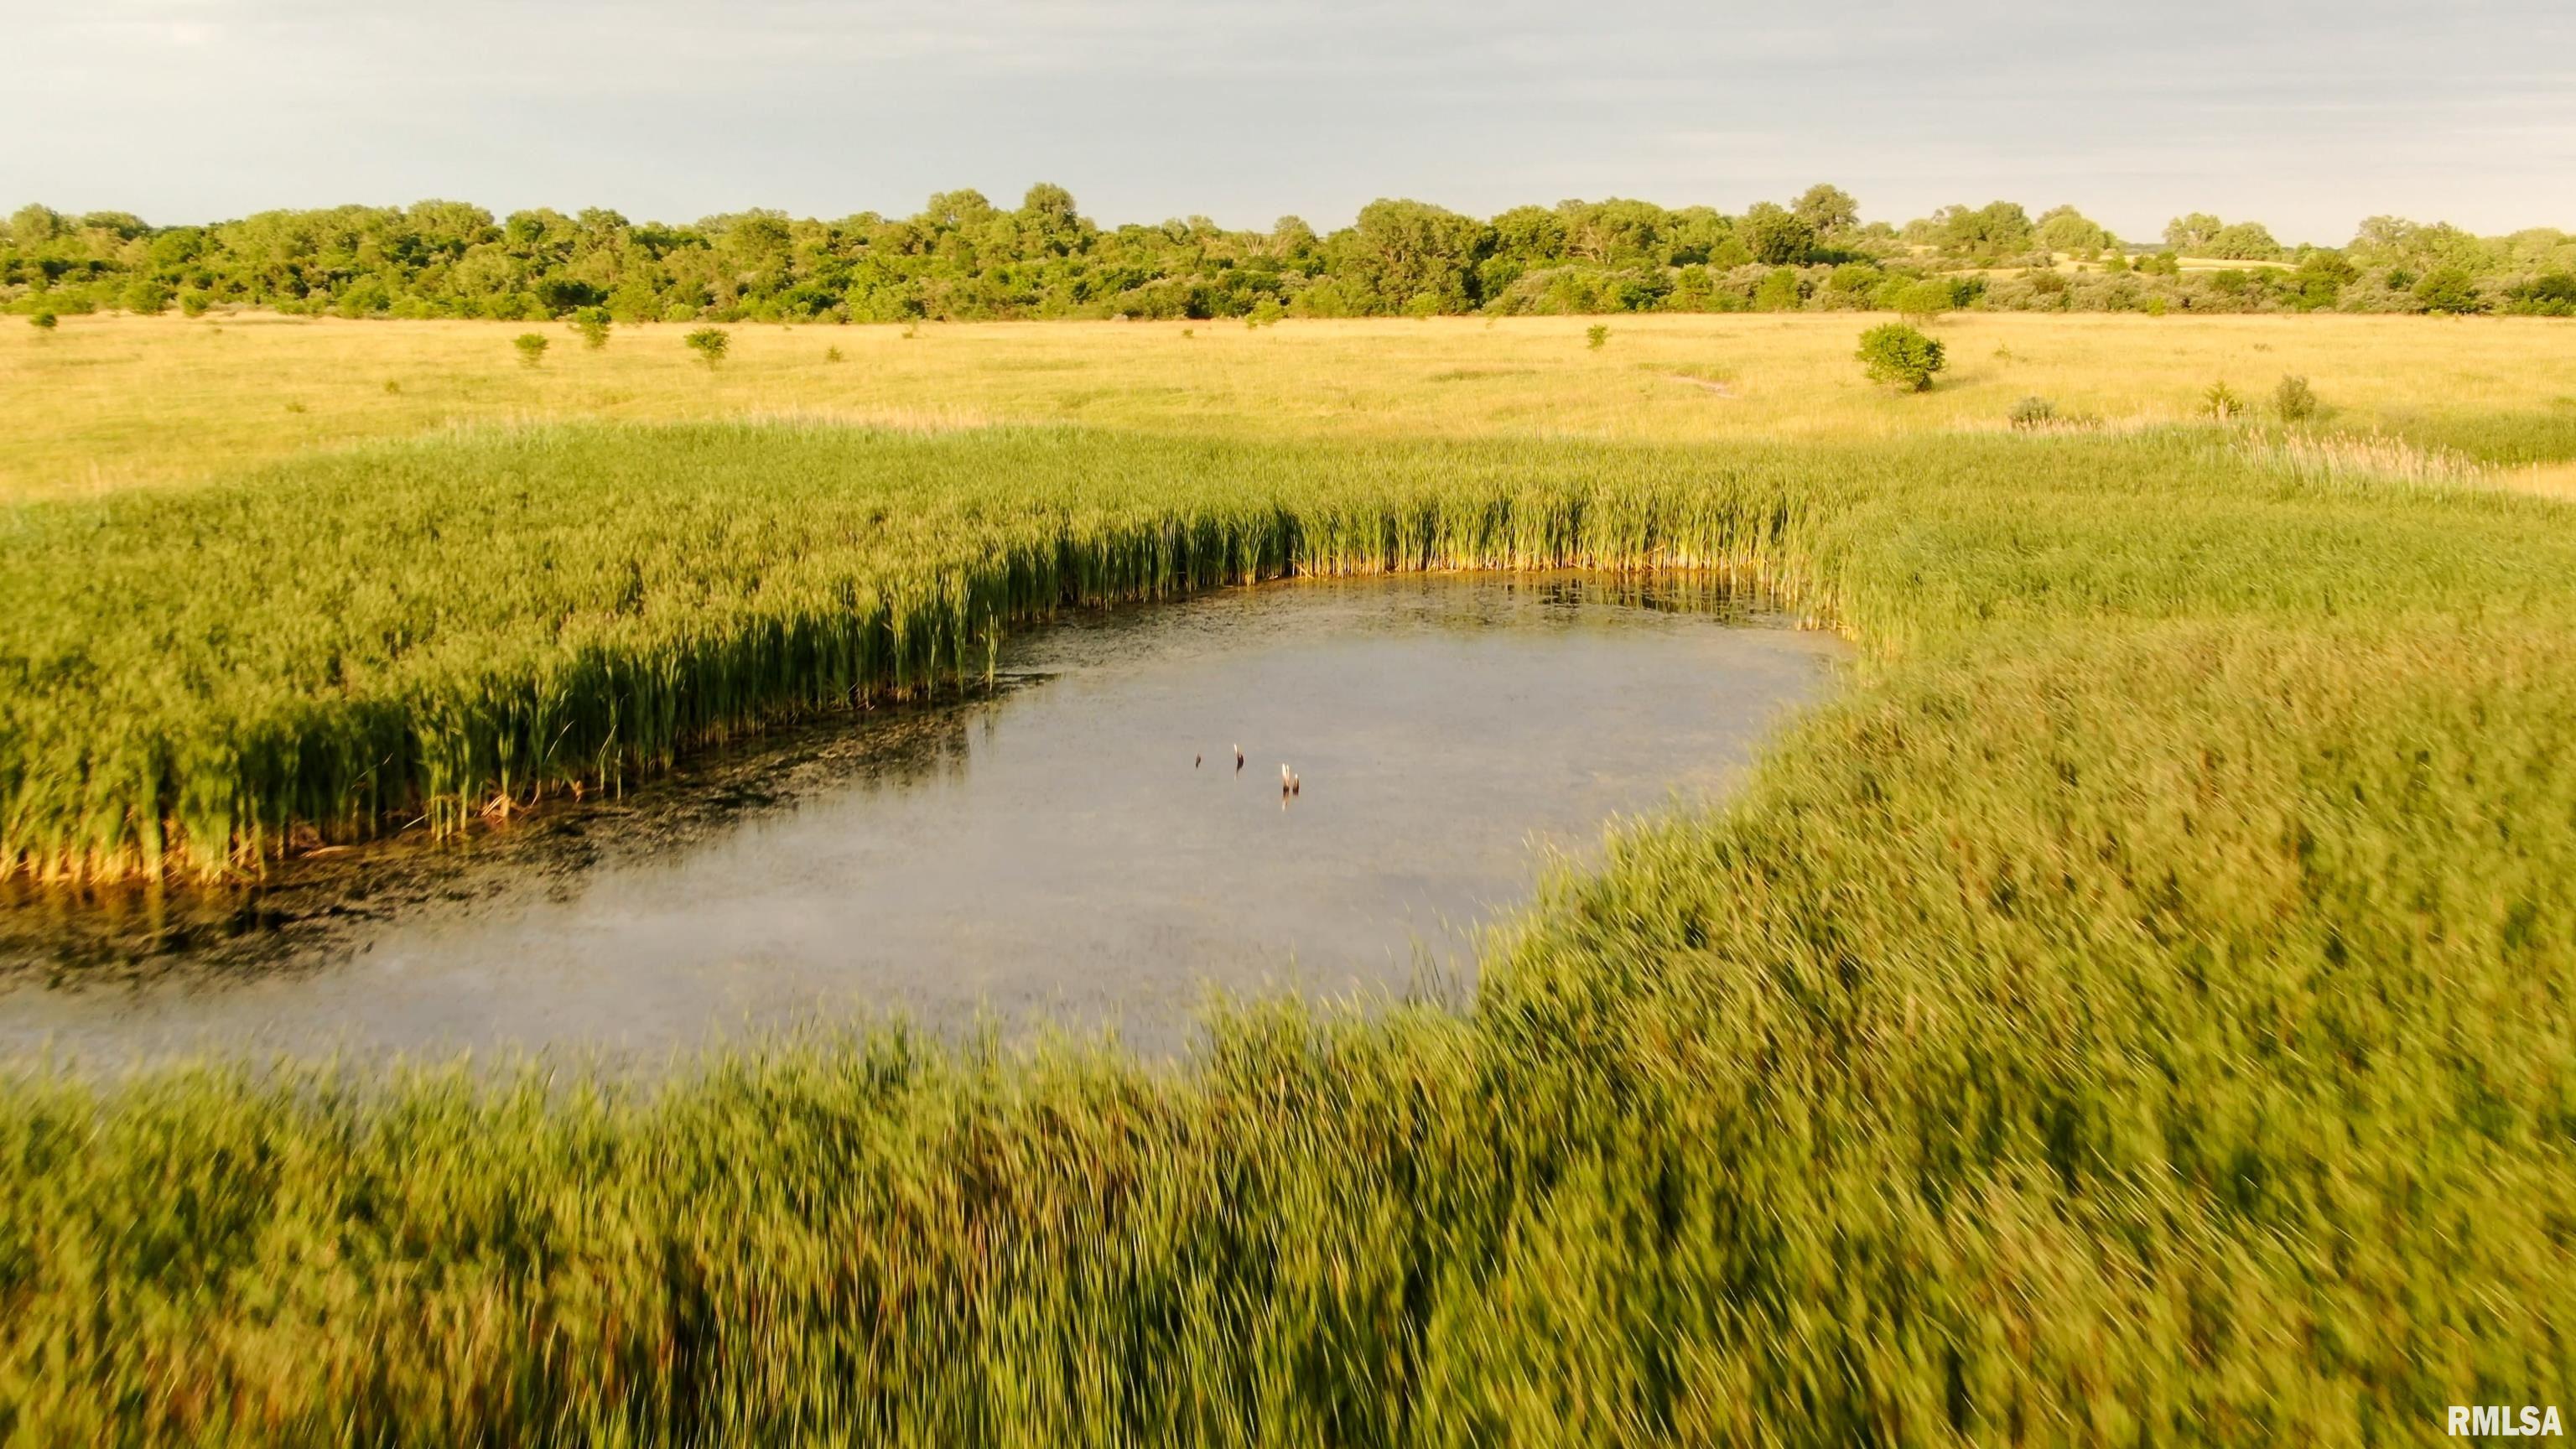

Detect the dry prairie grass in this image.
[3,310,2571,498]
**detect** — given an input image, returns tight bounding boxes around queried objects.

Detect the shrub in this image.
[1826,262,1882,296]
[2506,273,2576,317]
[2008,396,2058,429]
[824,345,844,362]
[178,290,211,319]
[2199,381,2246,421]
[2273,375,2319,422]
[29,309,56,332]
[1895,279,1953,322]
[569,307,612,350]
[1585,323,1609,351]
[1752,267,1805,313]
[513,333,550,367]
[1856,323,1945,392]
[686,327,732,366]
[122,280,172,315]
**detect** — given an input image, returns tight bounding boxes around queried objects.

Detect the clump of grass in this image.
[2008,394,2056,428]
[1585,323,1609,351]
[2199,379,2246,421]
[824,345,844,362]
[2243,428,2493,491]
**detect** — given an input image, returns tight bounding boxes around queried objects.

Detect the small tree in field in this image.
[1857,323,1945,392]
[2273,374,2319,422]
[29,309,56,333]
[513,333,550,367]
[686,327,731,367]
[1586,323,1609,351]
[569,307,612,350]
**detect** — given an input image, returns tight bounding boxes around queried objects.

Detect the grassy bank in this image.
[2,416,2573,1441]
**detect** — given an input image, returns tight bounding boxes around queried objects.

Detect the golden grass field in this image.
[5,310,2572,499]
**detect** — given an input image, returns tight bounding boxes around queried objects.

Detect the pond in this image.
[0,574,1843,1069]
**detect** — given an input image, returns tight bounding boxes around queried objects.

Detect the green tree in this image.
[2287,252,2355,311]
[1791,184,1860,238]
[9,203,65,248]
[1332,200,1491,314]
[513,333,550,366]
[2035,205,2111,256]
[1739,203,1815,266]
[1927,202,2034,259]
[2207,221,2283,261]
[1585,323,1609,350]
[685,326,732,366]
[1857,322,1945,391]
[2163,212,2225,253]
[2412,267,2484,314]
[569,307,612,349]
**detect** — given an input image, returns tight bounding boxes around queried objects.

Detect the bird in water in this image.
[1234,744,1244,772]
[1195,753,1202,768]
[1280,763,1301,797]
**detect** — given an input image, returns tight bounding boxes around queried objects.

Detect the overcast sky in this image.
[8,0,2570,245]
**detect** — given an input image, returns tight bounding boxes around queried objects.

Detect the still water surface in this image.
[0,575,1841,1067]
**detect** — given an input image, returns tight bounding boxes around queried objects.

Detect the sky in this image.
[7,0,2572,246]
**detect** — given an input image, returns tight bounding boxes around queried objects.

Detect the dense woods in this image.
[8,184,2573,325]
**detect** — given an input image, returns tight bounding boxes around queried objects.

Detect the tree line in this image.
[7,184,2572,325]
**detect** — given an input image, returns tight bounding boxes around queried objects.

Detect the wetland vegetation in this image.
[1,302,2573,1441]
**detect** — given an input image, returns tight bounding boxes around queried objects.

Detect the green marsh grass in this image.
[2,420,2574,1441]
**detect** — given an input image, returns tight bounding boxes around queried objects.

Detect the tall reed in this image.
[4,420,2575,1442]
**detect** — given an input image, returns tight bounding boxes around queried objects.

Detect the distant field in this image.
[5,310,2573,498]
